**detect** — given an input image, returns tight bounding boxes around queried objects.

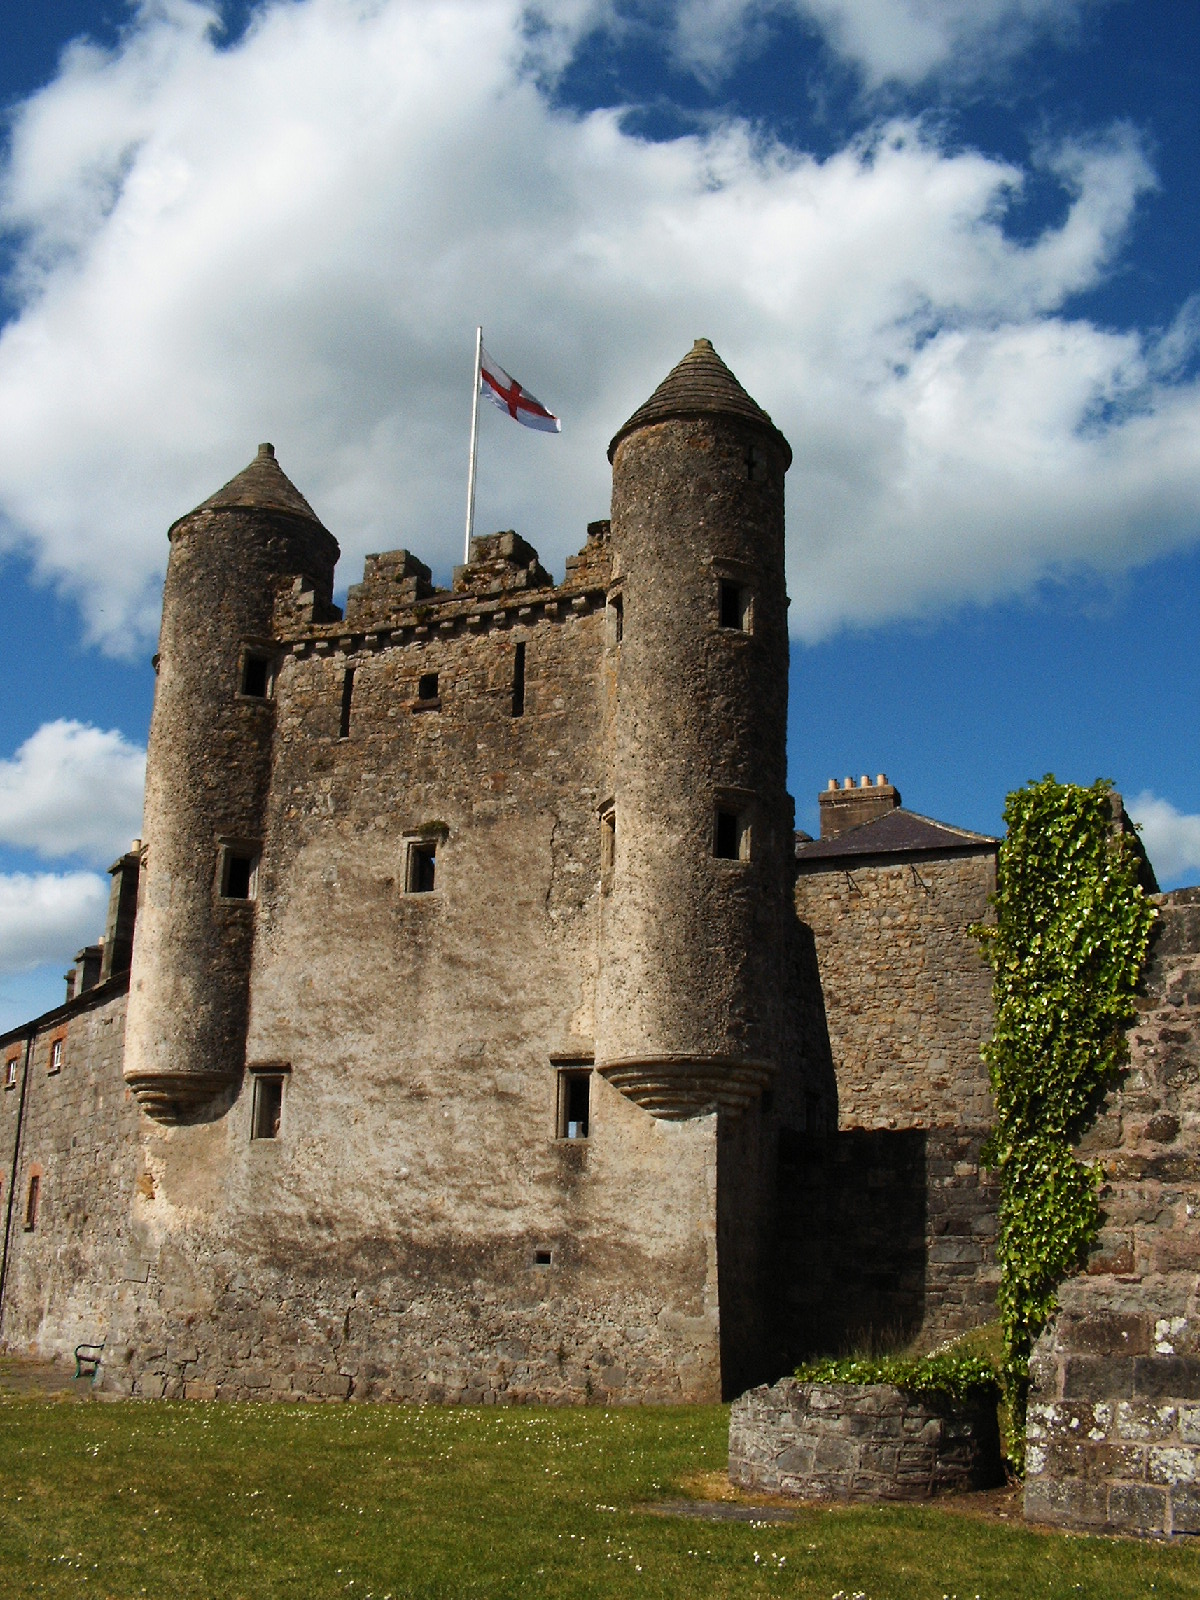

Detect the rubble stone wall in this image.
[0,983,146,1362]
[729,1377,1003,1500]
[1026,889,1200,1535]
[775,1128,1000,1362]
[788,848,1000,1353]
[793,849,997,1132]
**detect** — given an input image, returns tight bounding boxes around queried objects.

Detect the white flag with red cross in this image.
[479,346,561,433]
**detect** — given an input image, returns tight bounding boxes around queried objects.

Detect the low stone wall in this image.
[729,1378,1002,1501]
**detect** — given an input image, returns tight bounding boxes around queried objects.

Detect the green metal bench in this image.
[74,1341,104,1382]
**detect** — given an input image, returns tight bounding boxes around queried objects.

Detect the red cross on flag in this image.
[479,346,561,433]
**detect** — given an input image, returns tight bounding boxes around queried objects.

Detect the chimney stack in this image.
[818,774,901,839]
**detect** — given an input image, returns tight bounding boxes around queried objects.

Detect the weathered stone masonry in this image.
[2,341,847,1405]
[784,797,1001,1353]
[1026,888,1200,1537]
[4,336,1199,1542]
[729,1376,1003,1502]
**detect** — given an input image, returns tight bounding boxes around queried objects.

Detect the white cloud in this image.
[670,0,1097,87]
[0,0,1196,654]
[1127,793,1200,890]
[0,720,145,866]
[0,870,111,974]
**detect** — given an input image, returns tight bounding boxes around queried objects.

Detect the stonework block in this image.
[1169,1487,1200,1534]
[1107,1482,1168,1534]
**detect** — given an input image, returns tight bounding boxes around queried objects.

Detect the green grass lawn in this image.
[1,1395,1197,1600]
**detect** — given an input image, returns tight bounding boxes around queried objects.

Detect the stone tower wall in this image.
[124,489,339,1118]
[102,539,734,1403]
[597,415,794,1106]
[2,579,730,1402]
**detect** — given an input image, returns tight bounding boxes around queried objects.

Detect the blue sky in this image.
[0,0,1198,1028]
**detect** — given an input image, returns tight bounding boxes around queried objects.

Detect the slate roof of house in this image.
[179,443,327,528]
[608,338,792,465]
[795,808,999,864]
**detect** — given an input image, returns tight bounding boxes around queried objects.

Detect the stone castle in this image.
[2,340,1198,1537]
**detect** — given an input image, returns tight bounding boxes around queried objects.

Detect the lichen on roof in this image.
[179,442,327,528]
[608,338,792,464]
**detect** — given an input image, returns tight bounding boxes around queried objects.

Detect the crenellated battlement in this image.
[343,549,435,629]
[273,524,613,659]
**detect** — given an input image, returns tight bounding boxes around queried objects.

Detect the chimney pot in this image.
[817,772,902,839]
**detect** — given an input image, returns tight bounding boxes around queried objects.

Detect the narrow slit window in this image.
[417,671,439,704]
[241,652,270,698]
[511,642,526,717]
[600,809,616,892]
[719,580,747,630]
[339,667,355,739]
[406,839,437,894]
[24,1173,39,1231]
[251,1076,284,1140]
[609,593,623,644]
[557,1069,591,1140]
[221,848,258,900]
[48,1038,63,1074]
[4,1057,17,1089]
[714,808,748,861]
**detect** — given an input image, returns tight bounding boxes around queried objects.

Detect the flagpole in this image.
[464,325,483,565]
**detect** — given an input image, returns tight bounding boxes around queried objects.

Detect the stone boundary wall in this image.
[1025,889,1200,1536]
[729,1378,1003,1501]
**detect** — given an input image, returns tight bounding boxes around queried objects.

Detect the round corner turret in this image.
[124,446,339,1120]
[596,341,795,1121]
[607,337,792,468]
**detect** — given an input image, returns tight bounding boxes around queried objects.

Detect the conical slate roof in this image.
[177,443,327,528]
[608,339,791,464]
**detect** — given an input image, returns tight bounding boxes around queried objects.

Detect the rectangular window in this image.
[48,1038,63,1074]
[417,671,439,704]
[220,847,259,900]
[600,807,615,893]
[534,1249,553,1267]
[511,642,526,717]
[608,593,623,644]
[251,1076,284,1140]
[5,1056,19,1089]
[339,667,355,739]
[240,651,271,698]
[557,1068,591,1140]
[405,839,437,894]
[719,579,748,631]
[24,1173,39,1231]
[714,808,749,861]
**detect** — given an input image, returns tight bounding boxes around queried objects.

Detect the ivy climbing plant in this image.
[976,776,1156,1448]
